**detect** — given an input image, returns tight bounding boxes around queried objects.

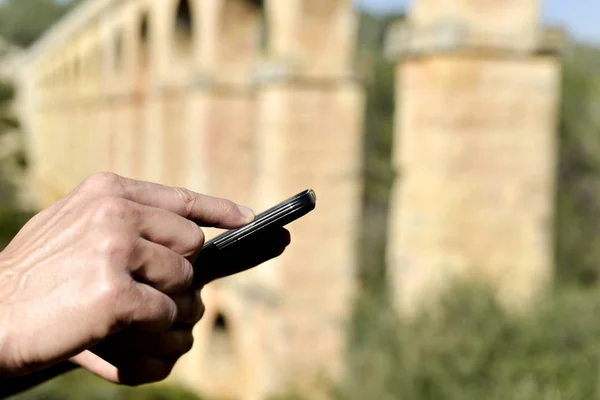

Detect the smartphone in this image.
[192,189,316,285]
[202,189,317,252]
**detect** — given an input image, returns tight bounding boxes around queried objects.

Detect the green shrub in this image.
[0,206,34,249]
[10,369,203,400]
[337,285,600,400]
[555,44,600,286]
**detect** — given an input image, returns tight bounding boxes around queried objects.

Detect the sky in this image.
[355,0,600,44]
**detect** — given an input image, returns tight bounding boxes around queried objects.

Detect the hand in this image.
[0,172,273,383]
[71,227,291,386]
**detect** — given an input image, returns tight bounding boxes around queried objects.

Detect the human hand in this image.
[0,172,286,384]
[71,227,291,386]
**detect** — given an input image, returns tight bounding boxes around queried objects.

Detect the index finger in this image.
[119,176,256,229]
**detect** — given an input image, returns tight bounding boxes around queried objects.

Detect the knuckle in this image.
[217,198,238,216]
[162,298,179,328]
[94,276,116,311]
[110,280,138,329]
[179,258,194,293]
[95,275,134,333]
[192,293,205,323]
[154,362,175,382]
[109,279,135,308]
[91,196,131,222]
[173,187,198,217]
[188,221,205,251]
[96,232,134,264]
[179,331,195,354]
[81,172,124,194]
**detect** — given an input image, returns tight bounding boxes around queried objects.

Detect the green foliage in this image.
[0,207,34,249]
[0,80,15,103]
[0,0,81,48]
[0,80,19,134]
[356,12,403,294]
[555,44,600,286]
[336,285,600,400]
[10,369,203,400]
[344,14,600,400]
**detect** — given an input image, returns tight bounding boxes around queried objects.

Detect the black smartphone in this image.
[192,190,316,285]
[202,189,317,252]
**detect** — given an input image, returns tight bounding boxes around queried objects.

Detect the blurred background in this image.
[2,0,600,399]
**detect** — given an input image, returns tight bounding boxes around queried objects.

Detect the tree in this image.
[0,0,81,48]
[554,44,600,286]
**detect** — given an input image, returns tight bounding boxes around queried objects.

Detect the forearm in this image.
[0,361,79,398]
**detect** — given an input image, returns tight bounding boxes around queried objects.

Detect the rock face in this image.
[385,0,563,315]
[18,1,363,399]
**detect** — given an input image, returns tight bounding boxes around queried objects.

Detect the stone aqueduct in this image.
[20,1,363,398]
[16,0,562,399]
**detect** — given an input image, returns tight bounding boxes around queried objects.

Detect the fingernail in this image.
[238,205,256,222]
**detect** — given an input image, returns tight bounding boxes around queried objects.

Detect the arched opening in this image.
[201,311,244,399]
[258,2,269,52]
[206,313,235,375]
[138,11,150,68]
[114,29,124,73]
[174,0,194,58]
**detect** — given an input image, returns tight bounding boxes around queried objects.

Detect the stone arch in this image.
[138,10,151,69]
[113,28,124,73]
[133,8,152,95]
[207,314,233,365]
[202,310,244,398]
[173,0,194,59]
[258,3,269,52]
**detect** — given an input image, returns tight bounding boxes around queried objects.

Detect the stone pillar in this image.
[134,1,155,182]
[251,0,364,394]
[109,4,138,180]
[69,38,89,189]
[196,0,262,203]
[170,2,265,399]
[95,23,114,175]
[62,50,79,193]
[150,0,196,189]
[385,0,563,314]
